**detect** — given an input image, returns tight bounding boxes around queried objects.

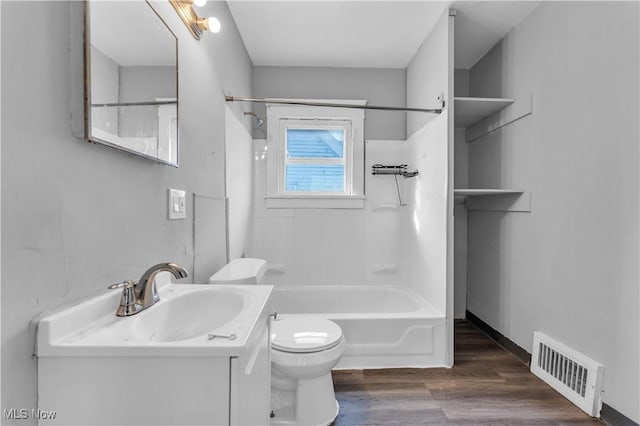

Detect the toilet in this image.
[209,258,346,426]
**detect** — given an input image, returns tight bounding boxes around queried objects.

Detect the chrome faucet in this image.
[109,262,189,317]
[136,262,189,309]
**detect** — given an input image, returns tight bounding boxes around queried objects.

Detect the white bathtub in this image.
[271,285,447,369]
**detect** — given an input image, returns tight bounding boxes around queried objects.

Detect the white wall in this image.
[0,1,253,421]
[252,66,406,140]
[465,2,639,421]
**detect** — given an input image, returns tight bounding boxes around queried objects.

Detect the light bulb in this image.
[206,16,221,33]
[192,0,207,7]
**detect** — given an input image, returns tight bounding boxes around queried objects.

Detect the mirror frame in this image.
[83,0,180,167]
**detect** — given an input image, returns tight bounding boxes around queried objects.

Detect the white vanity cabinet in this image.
[36,284,273,426]
[38,356,233,425]
[230,314,272,425]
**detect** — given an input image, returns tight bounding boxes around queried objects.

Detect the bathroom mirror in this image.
[85,0,179,166]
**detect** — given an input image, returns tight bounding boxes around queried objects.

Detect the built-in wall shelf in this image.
[454,189,523,197]
[454,97,514,128]
[454,189,532,213]
[457,94,534,143]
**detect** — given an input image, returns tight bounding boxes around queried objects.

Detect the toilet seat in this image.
[271,318,343,353]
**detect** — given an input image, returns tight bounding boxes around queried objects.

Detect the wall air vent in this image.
[531,332,604,417]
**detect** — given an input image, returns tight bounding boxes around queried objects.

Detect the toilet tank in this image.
[208,258,267,284]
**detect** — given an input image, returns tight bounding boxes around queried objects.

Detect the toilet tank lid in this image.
[210,258,267,282]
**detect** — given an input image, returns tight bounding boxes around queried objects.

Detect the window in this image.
[266,103,365,208]
[284,123,349,193]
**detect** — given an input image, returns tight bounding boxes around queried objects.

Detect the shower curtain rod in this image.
[224,96,443,114]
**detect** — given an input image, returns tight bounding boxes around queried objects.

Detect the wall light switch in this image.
[168,189,186,220]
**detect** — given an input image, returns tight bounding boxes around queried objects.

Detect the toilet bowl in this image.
[270,317,346,426]
[209,259,346,426]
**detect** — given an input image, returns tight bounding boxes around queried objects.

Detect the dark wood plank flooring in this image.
[332,320,603,425]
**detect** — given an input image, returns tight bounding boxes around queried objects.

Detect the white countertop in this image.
[36,283,273,357]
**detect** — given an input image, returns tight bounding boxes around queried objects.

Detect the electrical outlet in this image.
[168,189,186,220]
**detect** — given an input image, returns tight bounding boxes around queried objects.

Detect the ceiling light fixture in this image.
[169,0,221,40]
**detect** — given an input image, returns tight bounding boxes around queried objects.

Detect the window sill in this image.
[265,195,366,209]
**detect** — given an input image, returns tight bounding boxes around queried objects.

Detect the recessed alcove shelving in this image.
[453,189,532,213]
[456,94,534,142]
[454,97,515,128]
[454,96,532,212]
[453,189,522,197]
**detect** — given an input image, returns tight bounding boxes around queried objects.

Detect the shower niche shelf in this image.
[454,189,531,212]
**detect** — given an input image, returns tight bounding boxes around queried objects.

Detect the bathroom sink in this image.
[35,282,274,425]
[133,290,244,342]
[35,283,273,357]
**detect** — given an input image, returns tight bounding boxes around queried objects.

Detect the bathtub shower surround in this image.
[402,111,449,317]
[250,117,451,369]
[249,125,449,369]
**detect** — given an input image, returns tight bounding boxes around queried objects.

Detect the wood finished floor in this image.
[331,320,603,426]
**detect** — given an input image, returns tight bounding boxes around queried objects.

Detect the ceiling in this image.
[226,1,541,69]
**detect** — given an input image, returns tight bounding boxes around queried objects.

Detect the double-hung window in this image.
[283,121,350,193]
[266,103,365,208]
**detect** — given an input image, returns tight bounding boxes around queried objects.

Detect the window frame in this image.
[266,103,365,209]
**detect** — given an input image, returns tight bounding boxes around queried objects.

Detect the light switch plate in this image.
[168,189,186,220]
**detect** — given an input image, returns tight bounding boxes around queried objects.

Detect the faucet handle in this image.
[108,280,137,290]
[108,280,141,317]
